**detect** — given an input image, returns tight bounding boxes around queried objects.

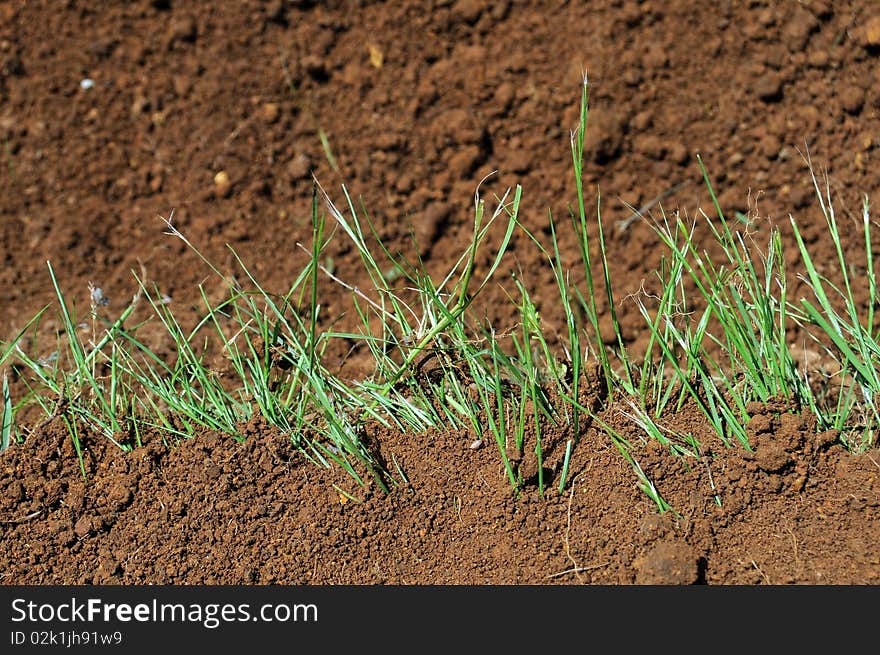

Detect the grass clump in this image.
[1,79,877,510]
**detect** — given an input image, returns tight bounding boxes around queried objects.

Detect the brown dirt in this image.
[2,0,880,584]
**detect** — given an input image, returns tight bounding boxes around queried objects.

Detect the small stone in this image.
[643,44,668,69]
[759,133,781,159]
[489,1,511,20]
[130,94,150,117]
[469,439,483,450]
[762,43,788,69]
[754,74,783,102]
[367,43,383,69]
[623,68,642,86]
[635,133,665,160]
[840,85,865,115]
[632,110,653,131]
[805,0,833,20]
[73,515,93,538]
[446,144,483,179]
[789,185,814,209]
[95,557,120,581]
[213,170,232,198]
[452,0,484,24]
[265,0,287,24]
[855,15,880,49]
[807,49,829,68]
[493,82,515,113]
[668,142,689,166]
[261,102,280,123]
[286,154,311,181]
[783,9,819,52]
[172,75,192,98]
[168,15,197,45]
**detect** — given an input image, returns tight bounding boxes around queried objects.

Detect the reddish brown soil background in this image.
[2,0,880,584]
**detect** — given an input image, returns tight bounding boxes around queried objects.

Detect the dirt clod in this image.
[855,15,880,49]
[634,541,701,585]
[754,74,783,102]
[753,439,795,473]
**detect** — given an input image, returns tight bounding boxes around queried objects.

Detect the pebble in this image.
[668,141,689,166]
[855,15,880,49]
[759,133,781,159]
[286,154,311,180]
[435,108,484,145]
[807,49,829,68]
[623,67,642,86]
[631,109,653,131]
[213,170,232,197]
[839,84,865,115]
[634,133,665,160]
[172,75,192,98]
[130,94,149,117]
[783,9,819,52]
[73,515,93,538]
[789,185,814,209]
[168,15,197,45]
[261,102,280,123]
[493,82,515,114]
[643,44,669,69]
[452,0,484,25]
[754,74,783,102]
[446,144,483,179]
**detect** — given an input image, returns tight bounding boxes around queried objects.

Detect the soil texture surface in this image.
[2,0,880,584]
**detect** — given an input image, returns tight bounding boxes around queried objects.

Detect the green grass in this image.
[1,79,877,511]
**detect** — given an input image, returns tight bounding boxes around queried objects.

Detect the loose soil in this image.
[2,0,880,584]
